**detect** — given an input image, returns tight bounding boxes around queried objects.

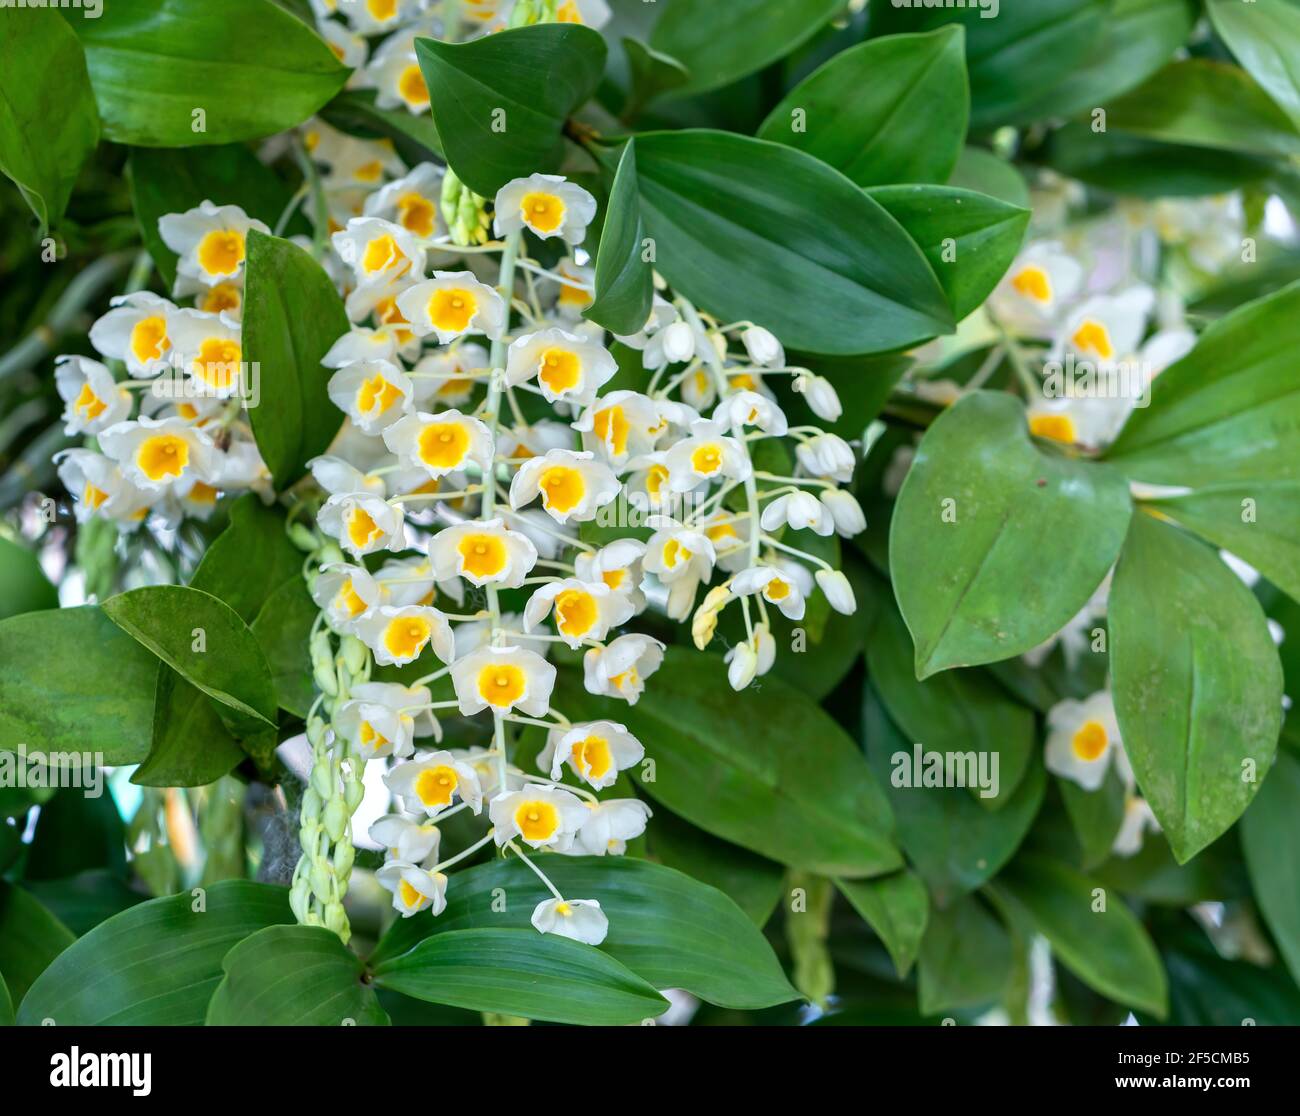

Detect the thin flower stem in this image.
[431,829,496,874]
[506,841,566,901]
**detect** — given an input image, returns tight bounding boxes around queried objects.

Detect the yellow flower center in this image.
[539,466,585,514]
[571,735,612,780]
[647,465,669,498]
[602,568,626,591]
[764,577,791,602]
[361,233,407,276]
[347,506,382,549]
[521,191,565,233]
[418,421,470,469]
[130,315,169,364]
[399,880,426,909]
[73,383,107,421]
[199,283,242,315]
[538,347,581,394]
[478,664,526,707]
[1011,264,1052,303]
[515,800,559,841]
[592,405,629,455]
[385,616,431,660]
[368,0,397,19]
[1072,318,1114,360]
[356,371,404,415]
[398,64,430,108]
[415,765,459,808]
[1029,413,1078,444]
[691,443,724,475]
[554,589,597,638]
[457,533,507,579]
[336,578,368,617]
[663,538,691,568]
[137,434,190,481]
[188,481,218,505]
[197,229,245,277]
[355,159,384,184]
[1072,720,1109,762]
[396,191,435,236]
[194,338,242,389]
[360,720,388,751]
[428,288,477,333]
[83,482,109,509]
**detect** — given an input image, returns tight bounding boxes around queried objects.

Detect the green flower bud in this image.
[340,634,368,676]
[323,797,348,843]
[288,523,319,552]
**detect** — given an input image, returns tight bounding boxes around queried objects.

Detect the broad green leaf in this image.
[650,0,840,97]
[373,928,667,1026]
[869,0,1108,129]
[252,577,319,718]
[633,129,954,355]
[947,146,1029,209]
[136,667,247,788]
[0,972,11,1027]
[128,144,302,290]
[1094,832,1250,907]
[867,589,1036,806]
[554,649,901,878]
[25,870,145,938]
[1105,281,1300,486]
[192,495,303,624]
[990,853,1168,1017]
[891,391,1132,677]
[0,883,75,1007]
[0,536,58,620]
[646,809,785,928]
[1059,764,1127,870]
[584,141,652,336]
[243,230,350,489]
[863,685,1046,905]
[1101,59,1300,157]
[0,605,157,764]
[320,89,443,167]
[758,28,969,188]
[867,185,1029,320]
[0,11,97,232]
[1241,749,1300,987]
[1145,482,1300,604]
[207,925,388,1026]
[917,893,1012,1014]
[1038,123,1278,197]
[1210,0,1300,133]
[102,585,278,732]
[1110,512,1284,862]
[414,25,606,197]
[70,0,347,146]
[17,880,291,1025]
[25,787,126,883]
[620,37,689,119]
[837,871,929,978]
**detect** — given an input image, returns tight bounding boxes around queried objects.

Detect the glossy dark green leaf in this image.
[372,856,794,1009]
[650,0,840,96]
[947,146,1029,208]
[863,685,1045,906]
[252,576,319,718]
[584,141,653,336]
[17,880,292,1025]
[759,28,969,188]
[414,25,606,197]
[373,927,667,1026]
[0,536,58,621]
[620,37,689,118]
[243,229,350,489]
[892,391,1131,677]
[1059,763,1127,870]
[1102,59,1300,158]
[207,925,388,1026]
[128,144,302,290]
[867,184,1029,320]
[192,496,303,624]
[0,972,12,1027]
[1094,832,1250,907]
[135,667,247,788]
[1110,512,1284,862]
[0,883,75,1008]
[1155,919,1300,1026]
[1210,0,1300,133]
[25,787,126,883]
[1241,749,1300,987]
[1144,482,1300,604]
[102,585,278,734]
[990,853,1167,1017]
[25,870,146,938]
[633,129,954,355]
[555,650,901,878]
[1105,281,1300,487]
[837,871,929,978]
[0,605,157,765]
[0,11,97,232]
[917,893,1012,1014]
[321,89,443,168]
[70,0,347,146]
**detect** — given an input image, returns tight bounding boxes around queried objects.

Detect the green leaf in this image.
[650,0,840,97]
[1241,749,1300,987]
[917,893,1012,1014]
[990,854,1168,1018]
[584,141,652,336]
[633,129,954,355]
[947,146,1029,208]
[892,391,1132,677]
[0,536,58,620]
[867,185,1029,321]
[863,685,1046,905]
[371,856,795,1010]
[0,605,157,764]
[837,871,930,978]
[621,37,689,117]
[1101,59,1300,158]
[17,881,291,1025]
[0,883,75,1008]
[206,925,388,1026]
[646,808,785,928]
[25,787,127,883]
[192,496,303,623]
[0,972,12,1027]
[867,587,1036,806]
[0,11,98,232]
[102,585,278,733]
[1104,281,1300,487]
[252,576,319,718]
[1110,512,1284,862]
[869,0,1109,129]
[1144,482,1300,604]
[1210,0,1300,134]
[136,667,247,788]
[243,229,350,489]
[320,89,443,167]
[554,649,902,878]
[372,927,667,1026]
[758,28,969,188]
[70,0,347,146]
[25,870,145,938]
[128,144,302,291]
[1059,763,1128,870]
[414,24,606,198]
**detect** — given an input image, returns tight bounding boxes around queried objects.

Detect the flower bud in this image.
[288,523,319,552]
[821,488,867,536]
[340,634,368,676]
[691,583,731,649]
[815,568,857,616]
[727,641,758,691]
[324,900,350,939]
[332,840,355,878]
[804,374,842,422]
[310,862,334,904]
[323,797,348,843]
[742,325,784,368]
[754,624,776,675]
[300,785,323,824]
[661,320,696,364]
